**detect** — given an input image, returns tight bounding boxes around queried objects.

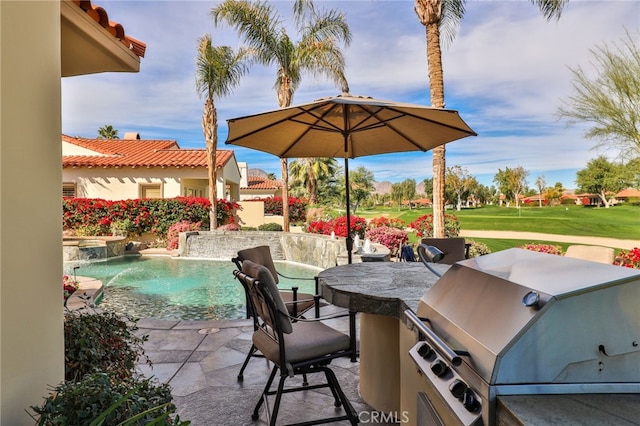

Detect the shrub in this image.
[64,311,150,382]
[109,218,135,237]
[331,216,367,239]
[409,214,460,238]
[63,275,79,302]
[466,239,491,258]
[258,222,283,231]
[367,217,406,230]
[31,311,189,425]
[217,222,240,231]
[63,197,239,239]
[365,226,408,251]
[308,216,368,239]
[31,372,188,426]
[166,221,201,250]
[307,220,333,235]
[519,243,563,255]
[614,247,640,268]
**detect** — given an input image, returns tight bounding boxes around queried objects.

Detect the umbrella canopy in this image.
[225,94,477,262]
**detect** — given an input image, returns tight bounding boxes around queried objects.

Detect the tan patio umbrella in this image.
[225,94,477,263]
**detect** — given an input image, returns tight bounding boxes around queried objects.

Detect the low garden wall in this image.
[177,231,389,269]
[63,236,126,262]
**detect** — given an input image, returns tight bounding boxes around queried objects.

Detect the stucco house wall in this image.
[62,137,242,201]
[0,2,146,423]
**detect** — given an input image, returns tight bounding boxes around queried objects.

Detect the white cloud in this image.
[62,0,640,189]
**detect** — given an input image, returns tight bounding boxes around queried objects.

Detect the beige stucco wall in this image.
[1,2,65,423]
[236,201,285,228]
[63,158,242,201]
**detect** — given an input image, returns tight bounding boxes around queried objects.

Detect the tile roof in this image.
[243,176,283,190]
[62,135,234,169]
[616,188,640,198]
[73,0,146,58]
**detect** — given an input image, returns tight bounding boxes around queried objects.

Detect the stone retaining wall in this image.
[178,231,389,269]
[63,236,126,262]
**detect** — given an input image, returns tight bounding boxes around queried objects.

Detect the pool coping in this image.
[65,275,103,311]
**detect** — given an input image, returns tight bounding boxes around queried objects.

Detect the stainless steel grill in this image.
[407,248,640,426]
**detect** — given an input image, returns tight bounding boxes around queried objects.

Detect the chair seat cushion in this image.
[253,321,351,366]
[280,292,316,316]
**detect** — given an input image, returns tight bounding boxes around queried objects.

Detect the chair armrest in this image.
[276,271,315,281]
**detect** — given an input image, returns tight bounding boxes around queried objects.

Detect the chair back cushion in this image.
[421,237,466,264]
[237,245,280,283]
[241,260,293,334]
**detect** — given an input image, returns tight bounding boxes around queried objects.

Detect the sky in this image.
[62,0,640,190]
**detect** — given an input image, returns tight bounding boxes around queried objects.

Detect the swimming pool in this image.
[65,256,320,321]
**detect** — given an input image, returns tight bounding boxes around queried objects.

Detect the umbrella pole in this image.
[345,156,352,264]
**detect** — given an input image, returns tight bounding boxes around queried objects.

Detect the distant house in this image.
[615,188,640,203]
[238,162,283,200]
[62,134,241,200]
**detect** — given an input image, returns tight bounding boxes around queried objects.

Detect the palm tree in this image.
[414,0,568,237]
[196,34,250,230]
[289,157,338,205]
[212,0,351,231]
[97,124,119,139]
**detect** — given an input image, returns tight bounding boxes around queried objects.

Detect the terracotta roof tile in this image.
[243,176,283,190]
[617,188,640,198]
[73,0,146,58]
[62,135,233,169]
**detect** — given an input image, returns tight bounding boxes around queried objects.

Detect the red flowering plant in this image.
[331,216,367,239]
[409,214,461,238]
[166,221,201,250]
[63,275,79,302]
[367,216,406,230]
[365,226,408,251]
[306,216,367,238]
[519,243,563,256]
[307,220,333,235]
[614,247,640,268]
[62,197,238,240]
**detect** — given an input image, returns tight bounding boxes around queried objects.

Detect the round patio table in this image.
[317,262,449,414]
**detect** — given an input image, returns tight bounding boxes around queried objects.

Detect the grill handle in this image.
[405,309,462,367]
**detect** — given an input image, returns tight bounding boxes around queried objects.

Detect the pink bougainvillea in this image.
[365,226,408,251]
[519,243,564,256]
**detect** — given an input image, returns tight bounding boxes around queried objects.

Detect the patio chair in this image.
[399,244,418,262]
[232,245,319,381]
[233,260,359,426]
[233,245,319,313]
[565,245,615,264]
[420,237,470,264]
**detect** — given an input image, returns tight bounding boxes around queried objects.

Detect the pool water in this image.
[65,256,320,321]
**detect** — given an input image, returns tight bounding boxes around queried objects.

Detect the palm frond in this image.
[211,0,281,66]
[530,0,568,21]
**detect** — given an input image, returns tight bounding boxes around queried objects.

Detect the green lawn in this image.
[354,204,639,253]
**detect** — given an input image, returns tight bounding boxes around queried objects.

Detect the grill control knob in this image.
[449,379,467,399]
[430,359,449,377]
[417,343,434,359]
[462,389,480,412]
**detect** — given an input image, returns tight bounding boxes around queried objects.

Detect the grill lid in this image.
[417,248,640,386]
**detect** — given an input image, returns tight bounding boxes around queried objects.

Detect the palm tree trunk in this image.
[426,21,446,238]
[278,77,293,232]
[280,158,289,231]
[203,99,218,230]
